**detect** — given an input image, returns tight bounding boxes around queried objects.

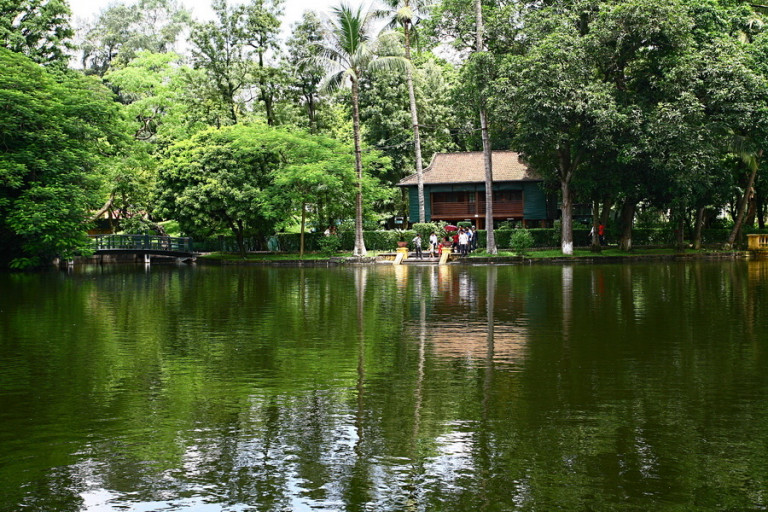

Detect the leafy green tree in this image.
[270,132,390,256]
[241,0,284,126]
[103,51,209,145]
[0,48,126,267]
[497,11,618,255]
[78,0,191,76]
[316,3,406,257]
[189,0,250,125]
[0,0,73,65]
[285,11,326,133]
[154,124,282,257]
[188,0,285,127]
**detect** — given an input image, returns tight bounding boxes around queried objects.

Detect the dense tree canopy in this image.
[0,0,73,65]
[0,48,125,267]
[3,0,768,267]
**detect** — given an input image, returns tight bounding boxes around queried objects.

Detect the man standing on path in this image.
[412,233,423,259]
[458,228,469,256]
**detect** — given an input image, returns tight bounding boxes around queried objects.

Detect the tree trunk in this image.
[475,0,496,254]
[600,198,613,228]
[258,51,275,126]
[727,162,759,248]
[481,109,496,254]
[404,26,425,224]
[675,212,685,251]
[693,206,705,250]
[746,193,757,230]
[89,196,114,223]
[560,174,574,255]
[618,199,636,252]
[300,201,306,258]
[590,198,601,253]
[306,94,317,134]
[235,220,246,258]
[351,80,367,257]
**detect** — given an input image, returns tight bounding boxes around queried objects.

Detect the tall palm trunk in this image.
[351,79,367,257]
[476,0,496,253]
[403,25,425,223]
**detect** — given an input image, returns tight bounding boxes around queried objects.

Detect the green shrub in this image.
[412,222,440,241]
[527,228,561,247]
[318,235,341,256]
[510,228,534,255]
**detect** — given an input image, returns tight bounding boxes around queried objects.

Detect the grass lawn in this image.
[469,247,734,259]
[199,247,736,262]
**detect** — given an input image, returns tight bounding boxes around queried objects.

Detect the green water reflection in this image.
[0,261,767,511]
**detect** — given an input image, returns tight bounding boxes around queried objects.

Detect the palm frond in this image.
[367,55,410,74]
[320,69,354,93]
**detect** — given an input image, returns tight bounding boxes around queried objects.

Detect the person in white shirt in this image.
[458,229,469,256]
[429,232,438,257]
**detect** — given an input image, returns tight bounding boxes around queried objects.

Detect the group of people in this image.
[411,227,478,259]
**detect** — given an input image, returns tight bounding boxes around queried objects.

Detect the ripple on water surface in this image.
[1,262,768,511]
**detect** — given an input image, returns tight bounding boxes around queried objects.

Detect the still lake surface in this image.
[1,261,767,511]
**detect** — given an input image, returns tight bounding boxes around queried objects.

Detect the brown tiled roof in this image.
[397,151,541,186]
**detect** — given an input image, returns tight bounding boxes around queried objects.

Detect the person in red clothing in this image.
[598,224,605,246]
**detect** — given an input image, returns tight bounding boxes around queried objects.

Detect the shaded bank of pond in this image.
[1,261,767,511]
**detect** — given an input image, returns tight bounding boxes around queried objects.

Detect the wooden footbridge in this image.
[90,234,196,262]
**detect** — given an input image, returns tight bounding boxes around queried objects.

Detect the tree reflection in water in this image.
[0,262,767,511]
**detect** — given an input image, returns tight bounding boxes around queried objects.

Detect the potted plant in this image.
[396,229,408,248]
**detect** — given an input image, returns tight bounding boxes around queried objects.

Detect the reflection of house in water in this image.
[407,268,529,365]
[421,324,529,366]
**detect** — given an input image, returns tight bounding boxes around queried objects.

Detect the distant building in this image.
[397,151,554,229]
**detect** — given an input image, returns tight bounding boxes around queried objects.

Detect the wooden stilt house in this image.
[397,151,554,229]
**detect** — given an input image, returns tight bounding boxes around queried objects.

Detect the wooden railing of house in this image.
[432,200,523,218]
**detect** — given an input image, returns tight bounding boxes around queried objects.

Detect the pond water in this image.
[1,261,767,511]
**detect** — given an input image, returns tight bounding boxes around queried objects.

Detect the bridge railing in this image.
[747,234,768,251]
[90,234,193,253]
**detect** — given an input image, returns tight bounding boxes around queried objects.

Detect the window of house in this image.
[493,190,522,202]
[433,192,464,203]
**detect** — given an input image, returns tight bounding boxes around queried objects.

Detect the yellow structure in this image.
[748,234,768,251]
[439,247,452,265]
[393,247,409,265]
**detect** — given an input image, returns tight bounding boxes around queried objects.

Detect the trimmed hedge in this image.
[194,226,767,253]
[276,230,419,252]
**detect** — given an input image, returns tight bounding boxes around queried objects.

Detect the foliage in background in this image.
[0,49,126,268]
[0,0,73,65]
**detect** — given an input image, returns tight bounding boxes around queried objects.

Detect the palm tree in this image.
[379,0,429,223]
[317,3,406,256]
